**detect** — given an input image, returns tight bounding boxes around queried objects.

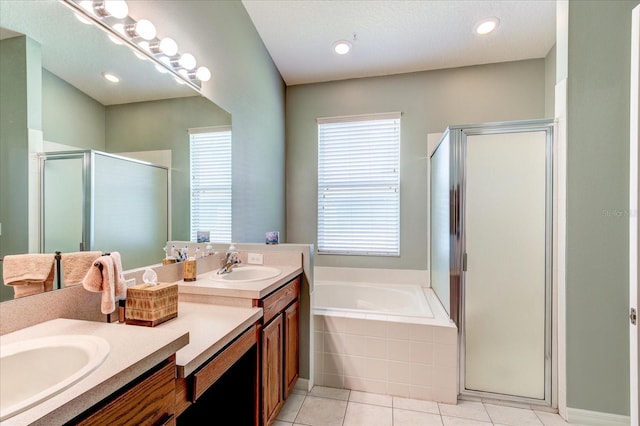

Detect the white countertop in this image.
[156,301,262,377]
[0,318,188,426]
[177,264,303,299]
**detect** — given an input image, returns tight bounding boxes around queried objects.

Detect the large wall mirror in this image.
[0,0,232,302]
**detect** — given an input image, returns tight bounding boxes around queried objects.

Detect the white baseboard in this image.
[567,407,630,426]
[294,378,312,392]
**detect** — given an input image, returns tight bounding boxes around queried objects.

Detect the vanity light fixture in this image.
[333,40,352,55]
[102,72,120,83]
[474,17,500,35]
[62,0,211,91]
[94,0,128,19]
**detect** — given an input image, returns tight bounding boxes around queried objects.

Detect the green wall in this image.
[565,0,637,416]
[105,96,231,241]
[139,0,287,243]
[42,69,105,150]
[286,59,548,269]
[0,35,41,302]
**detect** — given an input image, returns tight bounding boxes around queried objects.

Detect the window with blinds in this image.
[189,127,232,243]
[317,112,401,256]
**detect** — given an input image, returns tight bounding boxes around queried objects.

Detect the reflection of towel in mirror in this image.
[61,251,102,287]
[82,252,126,314]
[2,253,56,298]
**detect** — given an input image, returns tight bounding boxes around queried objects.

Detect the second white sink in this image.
[0,334,109,421]
[211,265,281,282]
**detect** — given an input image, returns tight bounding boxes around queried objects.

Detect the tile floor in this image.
[273,386,579,426]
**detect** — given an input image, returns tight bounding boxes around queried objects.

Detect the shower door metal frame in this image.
[455,119,554,406]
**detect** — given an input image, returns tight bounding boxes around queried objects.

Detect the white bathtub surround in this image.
[312,267,457,404]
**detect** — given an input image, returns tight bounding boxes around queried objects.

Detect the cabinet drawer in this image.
[259,277,300,324]
[75,357,175,426]
[192,323,258,401]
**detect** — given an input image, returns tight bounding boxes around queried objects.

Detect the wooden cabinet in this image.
[174,324,259,424]
[72,356,176,426]
[284,300,300,399]
[261,315,283,424]
[255,276,300,426]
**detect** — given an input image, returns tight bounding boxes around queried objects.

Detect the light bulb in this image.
[475,17,499,35]
[112,23,125,36]
[333,40,351,55]
[102,72,120,83]
[178,53,196,70]
[104,0,128,19]
[159,38,178,56]
[79,0,94,15]
[138,41,150,51]
[135,19,156,40]
[155,64,168,74]
[196,66,211,82]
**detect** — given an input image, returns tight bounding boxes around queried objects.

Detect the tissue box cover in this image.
[126,282,178,327]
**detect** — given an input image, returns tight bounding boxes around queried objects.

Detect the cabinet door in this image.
[284,300,300,398]
[262,315,283,426]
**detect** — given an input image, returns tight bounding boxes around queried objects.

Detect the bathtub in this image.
[312,278,458,403]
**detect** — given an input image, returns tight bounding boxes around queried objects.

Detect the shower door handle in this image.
[462,253,468,272]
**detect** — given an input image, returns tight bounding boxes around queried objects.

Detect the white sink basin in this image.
[0,334,110,421]
[211,265,282,282]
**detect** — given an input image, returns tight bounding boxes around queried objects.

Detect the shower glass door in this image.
[462,124,552,404]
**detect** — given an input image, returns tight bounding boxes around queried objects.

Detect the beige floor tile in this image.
[438,401,491,422]
[393,396,440,414]
[442,416,492,425]
[308,385,350,400]
[294,395,347,426]
[484,403,543,426]
[277,393,306,422]
[343,401,393,426]
[349,390,393,407]
[271,421,293,426]
[534,410,574,425]
[394,408,443,425]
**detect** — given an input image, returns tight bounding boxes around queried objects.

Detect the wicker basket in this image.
[125,282,178,327]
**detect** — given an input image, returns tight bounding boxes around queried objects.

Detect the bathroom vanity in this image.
[0,249,304,426]
[176,255,303,426]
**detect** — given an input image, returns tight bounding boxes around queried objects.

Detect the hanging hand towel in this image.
[2,253,56,298]
[61,251,102,287]
[109,251,127,300]
[82,255,117,314]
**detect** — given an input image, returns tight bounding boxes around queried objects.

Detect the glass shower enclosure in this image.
[39,150,169,271]
[430,119,554,406]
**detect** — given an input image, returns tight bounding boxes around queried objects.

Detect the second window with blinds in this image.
[189,126,232,244]
[317,112,401,256]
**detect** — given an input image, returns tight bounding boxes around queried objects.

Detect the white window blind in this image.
[317,112,401,256]
[189,127,232,243]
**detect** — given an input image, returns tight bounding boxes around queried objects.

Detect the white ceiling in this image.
[241,0,557,86]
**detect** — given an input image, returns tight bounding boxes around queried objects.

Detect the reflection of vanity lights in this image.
[61,0,212,89]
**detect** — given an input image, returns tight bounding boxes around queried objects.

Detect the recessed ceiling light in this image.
[474,17,500,35]
[102,72,120,83]
[333,40,352,55]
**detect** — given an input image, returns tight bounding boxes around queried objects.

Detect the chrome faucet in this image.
[217,244,242,274]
